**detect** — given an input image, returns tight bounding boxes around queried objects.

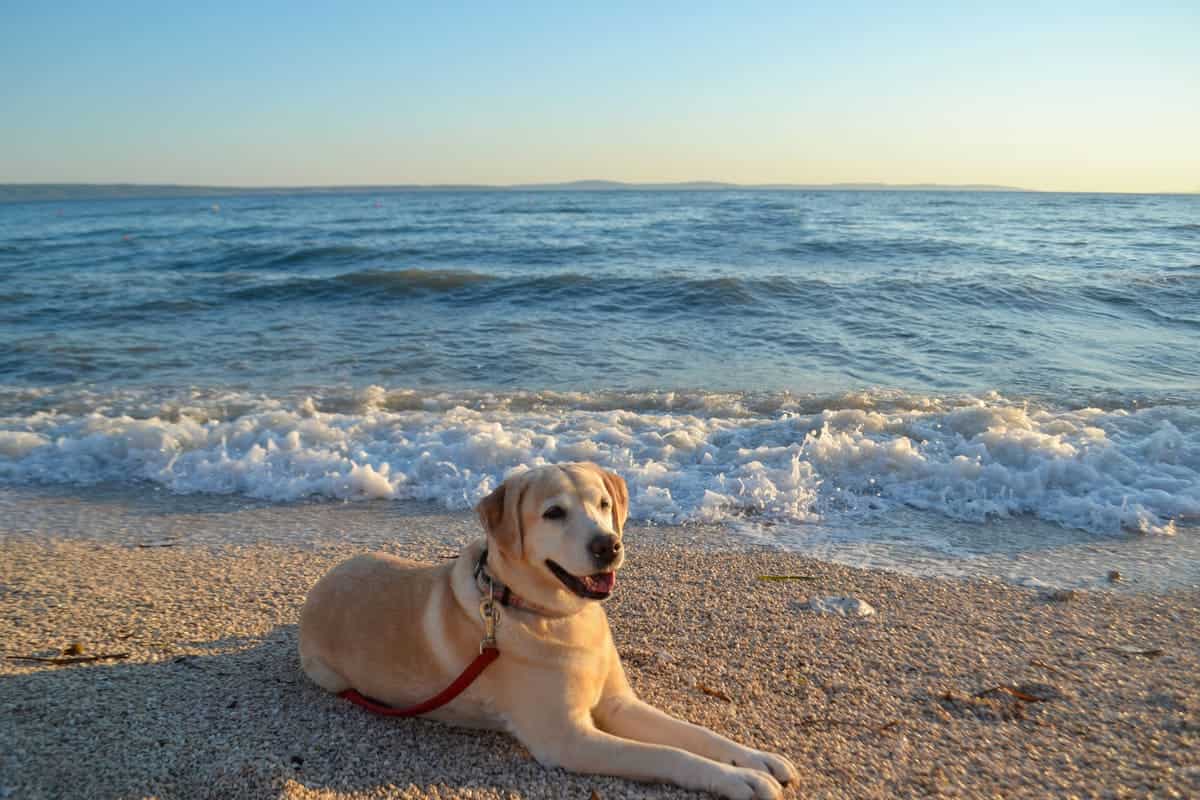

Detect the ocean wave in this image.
[221,269,780,307]
[258,243,375,268]
[204,267,1136,314]
[336,268,496,291]
[10,261,1199,341]
[1,387,1195,535]
[314,222,425,237]
[772,234,997,263]
[497,204,593,215]
[225,268,499,302]
[164,241,379,273]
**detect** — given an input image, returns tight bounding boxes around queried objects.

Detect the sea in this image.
[2,189,1198,589]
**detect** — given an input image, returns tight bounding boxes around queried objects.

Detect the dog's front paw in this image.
[711,764,784,800]
[732,747,800,787]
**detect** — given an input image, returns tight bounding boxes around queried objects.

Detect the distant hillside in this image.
[524,180,1027,192]
[0,180,1029,203]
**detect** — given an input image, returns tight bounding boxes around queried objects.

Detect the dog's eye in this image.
[543,506,566,520]
[599,499,610,510]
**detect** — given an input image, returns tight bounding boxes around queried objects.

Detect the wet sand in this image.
[1,490,1197,799]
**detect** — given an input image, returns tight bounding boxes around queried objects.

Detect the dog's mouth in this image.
[545,560,616,600]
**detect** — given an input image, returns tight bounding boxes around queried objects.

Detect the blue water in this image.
[1,189,1198,586]
[2,190,1197,399]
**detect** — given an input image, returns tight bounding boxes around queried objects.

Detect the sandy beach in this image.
[1,488,1197,799]
[6,8,1200,797]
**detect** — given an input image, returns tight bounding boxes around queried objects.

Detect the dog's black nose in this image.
[588,534,622,565]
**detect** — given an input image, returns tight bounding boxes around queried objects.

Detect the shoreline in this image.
[1,483,1197,593]
[2,491,1197,798]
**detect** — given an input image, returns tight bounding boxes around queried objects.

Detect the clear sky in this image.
[2,2,1197,192]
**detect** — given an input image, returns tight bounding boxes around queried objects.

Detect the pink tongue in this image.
[583,572,616,593]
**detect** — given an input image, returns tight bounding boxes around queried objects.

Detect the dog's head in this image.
[475,462,629,612]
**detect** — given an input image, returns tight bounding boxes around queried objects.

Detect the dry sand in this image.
[1,489,1197,799]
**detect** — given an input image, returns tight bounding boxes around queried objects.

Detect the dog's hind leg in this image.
[299,648,350,693]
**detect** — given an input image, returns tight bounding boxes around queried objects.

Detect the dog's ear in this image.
[476,476,527,559]
[598,468,629,534]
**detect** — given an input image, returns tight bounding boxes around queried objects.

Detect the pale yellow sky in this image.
[3,4,1198,193]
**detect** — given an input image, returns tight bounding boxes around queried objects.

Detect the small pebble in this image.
[1045,589,1078,602]
[800,596,876,617]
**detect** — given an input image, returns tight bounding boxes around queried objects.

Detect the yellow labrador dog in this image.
[299,462,797,798]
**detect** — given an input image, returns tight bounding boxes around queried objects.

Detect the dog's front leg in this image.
[592,694,799,787]
[507,706,784,800]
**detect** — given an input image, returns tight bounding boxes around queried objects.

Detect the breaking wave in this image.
[1,386,1195,536]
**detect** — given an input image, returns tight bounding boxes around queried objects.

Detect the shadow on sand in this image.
[0,624,621,799]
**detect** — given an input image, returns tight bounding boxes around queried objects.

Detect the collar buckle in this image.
[473,546,565,620]
[475,549,500,651]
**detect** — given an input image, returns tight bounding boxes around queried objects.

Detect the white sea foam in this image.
[0,387,1196,535]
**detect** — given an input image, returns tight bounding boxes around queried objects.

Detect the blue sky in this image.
[2,2,1197,191]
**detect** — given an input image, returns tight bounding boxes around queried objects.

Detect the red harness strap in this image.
[338,646,500,717]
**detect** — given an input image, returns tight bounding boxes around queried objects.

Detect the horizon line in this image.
[7,178,1030,189]
[2,180,1197,200]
